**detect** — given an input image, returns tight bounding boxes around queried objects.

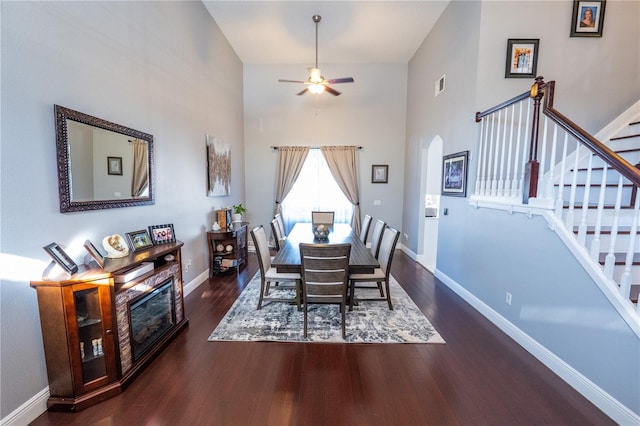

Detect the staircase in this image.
[565,120,640,305]
[472,78,640,332]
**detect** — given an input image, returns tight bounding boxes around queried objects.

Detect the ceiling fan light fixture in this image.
[309,83,325,94]
[308,67,323,84]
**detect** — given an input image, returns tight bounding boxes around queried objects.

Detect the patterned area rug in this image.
[208,272,445,344]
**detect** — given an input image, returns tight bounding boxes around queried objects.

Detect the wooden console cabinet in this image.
[207,222,248,277]
[30,241,188,412]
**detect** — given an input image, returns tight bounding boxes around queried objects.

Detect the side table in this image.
[207,222,248,278]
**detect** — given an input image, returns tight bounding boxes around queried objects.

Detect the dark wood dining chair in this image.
[349,226,400,311]
[368,219,386,258]
[299,242,351,338]
[311,211,335,226]
[270,218,286,252]
[250,225,301,310]
[360,214,373,245]
[274,213,287,237]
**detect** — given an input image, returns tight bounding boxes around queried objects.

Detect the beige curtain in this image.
[320,146,361,235]
[131,139,148,197]
[274,146,310,219]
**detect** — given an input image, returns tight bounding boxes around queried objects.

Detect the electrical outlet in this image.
[374,200,381,206]
[404,233,409,240]
[184,260,192,272]
[505,292,512,305]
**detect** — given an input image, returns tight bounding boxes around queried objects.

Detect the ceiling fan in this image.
[278,15,354,96]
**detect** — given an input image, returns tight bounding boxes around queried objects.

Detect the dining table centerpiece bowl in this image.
[312,224,330,240]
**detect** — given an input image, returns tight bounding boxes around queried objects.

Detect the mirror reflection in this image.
[55,105,154,212]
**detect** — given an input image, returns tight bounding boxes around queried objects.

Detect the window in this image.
[281,150,353,229]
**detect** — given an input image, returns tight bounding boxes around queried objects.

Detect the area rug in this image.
[208,272,445,344]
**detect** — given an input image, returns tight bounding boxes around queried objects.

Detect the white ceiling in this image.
[202,1,450,65]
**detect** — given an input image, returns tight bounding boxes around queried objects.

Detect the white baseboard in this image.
[183,269,210,297]
[434,268,640,426]
[1,387,49,426]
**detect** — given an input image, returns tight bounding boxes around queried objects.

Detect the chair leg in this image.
[377,281,384,297]
[257,279,266,309]
[303,306,308,337]
[296,280,301,311]
[341,302,346,339]
[348,280,355,311]
[385,280,393,310]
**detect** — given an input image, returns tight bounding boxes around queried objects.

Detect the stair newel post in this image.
[523,76,545,204]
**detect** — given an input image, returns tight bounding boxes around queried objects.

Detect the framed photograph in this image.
[442,151,468,197]
[83,239,105,268]
[505,39,539,78]
[107,156,123,175]
[125,230,154,252]
[148,224,176,245]
[372,164,388,184]
[43,242,79,274]
[570,0,606,37]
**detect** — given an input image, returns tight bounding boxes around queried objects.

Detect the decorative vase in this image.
[212,222,221,231]
[232,213,242,223]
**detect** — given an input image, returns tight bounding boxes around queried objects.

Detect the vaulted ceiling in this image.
[202,1,449,65]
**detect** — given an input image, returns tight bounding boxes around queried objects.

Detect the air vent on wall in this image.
[435,74,446,96]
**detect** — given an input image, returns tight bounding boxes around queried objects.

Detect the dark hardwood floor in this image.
[31,250,613,425]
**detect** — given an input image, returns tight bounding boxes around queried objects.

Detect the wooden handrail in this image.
[475,91,530,122]
[540,79,640,187]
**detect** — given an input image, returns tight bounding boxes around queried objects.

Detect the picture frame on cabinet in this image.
[570,0,605,37]
[441,151,468,197]
[83,239,105,268]
[148,223,176,245]
[125,230,154,252]
[505,39,539,78]
[43,242,79,274]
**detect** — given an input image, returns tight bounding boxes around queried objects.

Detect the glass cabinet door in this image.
[74,287,107,385]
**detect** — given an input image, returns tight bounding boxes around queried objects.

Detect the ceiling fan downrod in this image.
[313,15,321,69]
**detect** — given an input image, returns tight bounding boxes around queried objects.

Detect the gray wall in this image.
[0,1,244,418]
[243,63,407,236]
[404,0,640,417]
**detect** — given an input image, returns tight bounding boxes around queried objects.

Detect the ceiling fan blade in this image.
[296,88,309,96]
[326,77,354,84]
[279,79,306,84]
[324,86,341,96]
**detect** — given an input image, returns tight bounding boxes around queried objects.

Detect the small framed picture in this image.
[505,39,539,78]
[570,0,606,37]
[43,242,78,274]
[107,156,123,175]
[148,224,176,245]
[83,239,105,268]
[442,151,469,197]
[125,230,154,252]
[372,165,388,184]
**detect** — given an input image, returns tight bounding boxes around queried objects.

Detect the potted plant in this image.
[232,204,247,222]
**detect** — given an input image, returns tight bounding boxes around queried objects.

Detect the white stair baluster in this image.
[476,119,485,196]
[512,100,524,198]
[546,122,558,203]
[604,175,624,279]
[590,163,607,262]
[497,107,508,197]
[537,116,549,199]
[577,152,593,246]
[555,133,569,220]
[491,110,501,196]
[504,104,516,197]
[619,195,639,300]
[566,143,581,232]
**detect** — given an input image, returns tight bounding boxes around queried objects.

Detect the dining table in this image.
[271,223,379,274]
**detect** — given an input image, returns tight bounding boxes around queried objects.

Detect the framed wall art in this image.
[125,230,154,252]
[107,156,123,175]
[441,151,468,197]
[148,223,176,245]
[371,164,388,183]
[505,39,539,78]
[206,135,231,197]
[43,242,78,274]
[570,0,606,37]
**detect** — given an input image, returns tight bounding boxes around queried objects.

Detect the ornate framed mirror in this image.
[54,105,154,212]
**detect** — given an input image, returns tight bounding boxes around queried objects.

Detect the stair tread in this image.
[598,252,640,265]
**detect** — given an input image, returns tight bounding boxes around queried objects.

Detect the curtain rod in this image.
[270,146,363,150]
